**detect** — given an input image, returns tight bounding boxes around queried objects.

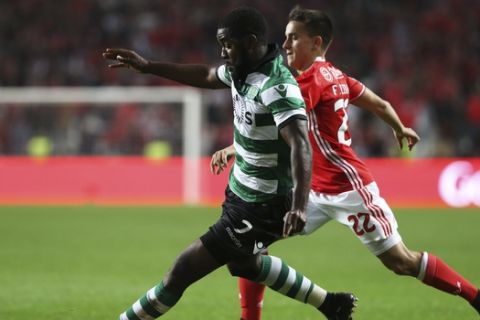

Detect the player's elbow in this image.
[373,98,391,114]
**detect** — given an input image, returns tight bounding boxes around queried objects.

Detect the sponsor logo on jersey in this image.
[233,93,247,123]
[320,67,333,82]
[233,93,253,125]
[225,226,243,248]
[234,219,253,234]
[274,84,288,98]
[253,240,264,254]
[328,66,344,79]
[320,66,344,82]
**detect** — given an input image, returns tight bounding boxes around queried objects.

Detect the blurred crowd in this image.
[0,0,479,157]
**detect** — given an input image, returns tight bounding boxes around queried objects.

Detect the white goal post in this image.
[0,86,203,204]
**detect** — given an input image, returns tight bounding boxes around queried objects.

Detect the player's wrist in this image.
[139,60,151,73]
[290,201,307,213]
[392,126,405,136]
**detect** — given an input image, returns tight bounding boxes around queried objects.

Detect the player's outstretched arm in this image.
[279,119,312,237]
[353,87,420,150]
[210,144,235,175]
[102,48,225,89]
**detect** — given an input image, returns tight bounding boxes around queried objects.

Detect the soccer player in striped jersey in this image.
[211,6,480,319]
[103,7,357,320]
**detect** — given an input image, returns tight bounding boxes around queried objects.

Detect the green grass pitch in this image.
[0,206,479,320]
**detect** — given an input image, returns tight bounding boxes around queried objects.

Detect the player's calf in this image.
[119,282,181,320]
[418,253,479,307]
[239,277,265,320]
[251,255,357,319]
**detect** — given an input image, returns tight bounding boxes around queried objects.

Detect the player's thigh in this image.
[329,183,402,256]
[165,239,224,291]
[301,190,333,235]
[200,187,287,264]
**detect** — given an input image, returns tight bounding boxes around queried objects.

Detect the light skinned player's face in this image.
[283,21,319,73]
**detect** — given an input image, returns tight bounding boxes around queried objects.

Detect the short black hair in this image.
[288,6,333,50]
[218,7,268,43]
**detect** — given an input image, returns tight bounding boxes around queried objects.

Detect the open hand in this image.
[394,127,420,151]
[102,48,149,72]
[282,209,306,238]
[210,145,235,175]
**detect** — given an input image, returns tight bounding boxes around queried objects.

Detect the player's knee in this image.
[227,257,261,279]
[227,263,243,277]
[163,262,187,292]
[163,251,197,292]
[227,263,254,278]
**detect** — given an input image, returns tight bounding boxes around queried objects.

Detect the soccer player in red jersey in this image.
[211,6,480,319]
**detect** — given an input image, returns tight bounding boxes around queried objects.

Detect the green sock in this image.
[254,255,327,307]
[119,282,181,320]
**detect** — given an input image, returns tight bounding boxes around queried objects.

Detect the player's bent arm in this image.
[353,87,420,149]
[279,118,312,212]
[352,87,405,133]
[279,118,311,237]
[210,144,235,175]
[222,144,236,160]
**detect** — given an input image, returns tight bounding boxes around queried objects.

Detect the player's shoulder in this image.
[313,59,346,82]
[255,58,305,109]
[265,55,297,81]
[260,65,301,101]
[216,64,232,86]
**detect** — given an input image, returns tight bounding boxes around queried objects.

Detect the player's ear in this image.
[312,35,323,51]
[244,34,258,50]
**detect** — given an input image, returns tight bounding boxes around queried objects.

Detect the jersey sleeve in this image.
[260,81,307,128]
[216,64,232,87]
[346,75,366,102]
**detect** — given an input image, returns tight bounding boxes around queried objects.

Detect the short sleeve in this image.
[346,75,366,102]
[260,82,307,127]
[216,64,232,87]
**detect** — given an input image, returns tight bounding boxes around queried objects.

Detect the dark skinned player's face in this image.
[216,28,249,76]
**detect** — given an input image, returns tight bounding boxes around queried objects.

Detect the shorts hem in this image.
[368,232,402,256]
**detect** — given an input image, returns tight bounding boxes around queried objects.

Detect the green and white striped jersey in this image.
[216,47,307,203]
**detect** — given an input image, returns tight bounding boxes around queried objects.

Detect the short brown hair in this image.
[288,6,333,50]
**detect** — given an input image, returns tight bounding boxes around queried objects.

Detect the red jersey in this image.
[296,57,374,194]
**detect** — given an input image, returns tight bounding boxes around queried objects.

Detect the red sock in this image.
[239,277,265,320]
[422,253,478,302]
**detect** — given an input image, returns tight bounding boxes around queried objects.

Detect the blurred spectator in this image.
[0,0,479,157]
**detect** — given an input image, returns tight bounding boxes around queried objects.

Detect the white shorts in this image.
[301,182,402,256]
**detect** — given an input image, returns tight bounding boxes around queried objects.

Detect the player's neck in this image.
[296,54,325,75]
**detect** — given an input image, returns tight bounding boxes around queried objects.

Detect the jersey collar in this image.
[297,56,325,80]
[232,44,281,84]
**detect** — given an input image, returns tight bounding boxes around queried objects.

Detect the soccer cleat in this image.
[318,292,358,320]
[471,289,480,314]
